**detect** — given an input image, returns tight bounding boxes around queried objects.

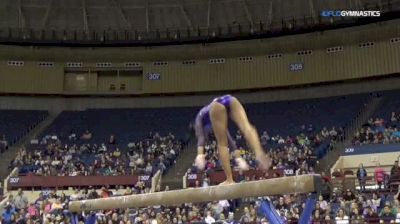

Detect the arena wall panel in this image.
[140,39,400,93]
[0,61,64,93]
[0,20,399,94]
[331,152,397,175]
[0,76,399,111]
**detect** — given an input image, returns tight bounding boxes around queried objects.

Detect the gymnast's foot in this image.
[256,153,271,171]
[219,180,235,185]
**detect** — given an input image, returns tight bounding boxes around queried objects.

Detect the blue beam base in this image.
[299,193,317,224]
[259,198,285,224]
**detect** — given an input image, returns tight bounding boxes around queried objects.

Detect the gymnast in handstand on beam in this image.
[194,94,271,185]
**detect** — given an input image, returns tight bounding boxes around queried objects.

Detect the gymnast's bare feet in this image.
[256,153,271,171]
[219,180,235,185]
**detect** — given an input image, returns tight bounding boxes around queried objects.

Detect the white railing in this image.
[331,156,344,175]
[3,167,19,195]
[0,167,20,214]
[151,170,162,193]
[183,171,188,189]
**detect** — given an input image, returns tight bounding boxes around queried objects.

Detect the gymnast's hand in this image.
[256,153,271,171]
[235,157,249,171]
[195,154,207,170]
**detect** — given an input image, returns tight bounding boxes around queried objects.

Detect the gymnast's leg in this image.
[228,97,270,171]
[209,102,235,185]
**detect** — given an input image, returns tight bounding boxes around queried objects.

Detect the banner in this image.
[283,166,295,176]
[344,143,400,155]
[187,173,197,180]
[8,175,140,190]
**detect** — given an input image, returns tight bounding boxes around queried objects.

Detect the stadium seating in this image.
[242,94,369,159]
[243,94,368,136]
[5,94,400,224]
[0,110,48,146]
[42,94,368,145]
[372,90,400,124]
[41,107,198,145]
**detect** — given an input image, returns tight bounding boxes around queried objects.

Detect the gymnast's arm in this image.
[194,115,206,156]
[227,131,238,152]
[228,131,249,170]
[194,115,208,170]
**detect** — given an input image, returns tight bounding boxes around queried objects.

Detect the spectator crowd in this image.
[9,131,183,178]
[3,173,400,223]
[353,114,400,145]
[2,110,400,223]
[194,125,343,178]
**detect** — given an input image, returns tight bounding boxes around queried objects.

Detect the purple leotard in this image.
[194,95,237,151]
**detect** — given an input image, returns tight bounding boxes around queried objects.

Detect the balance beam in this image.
[69,174,321,212]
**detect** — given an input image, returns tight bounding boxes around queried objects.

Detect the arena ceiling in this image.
[0,0,393,33]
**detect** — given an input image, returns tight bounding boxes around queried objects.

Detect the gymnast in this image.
[194,94,271,185]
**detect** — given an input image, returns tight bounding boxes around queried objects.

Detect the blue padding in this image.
[260,199,285,224]
[299,194,317,224]
[85,214,96,224]
[70,214,79,224]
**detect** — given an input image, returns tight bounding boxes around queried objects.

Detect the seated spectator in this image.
[27,203,39,219]
[0,134,8,152]
[145,162,153,174]
[113,148,121,158]
[343,189,356,203]
[108,134,116,145]
[312,210,323,223]
[380,205,396,223]
[330,126,338,140]
[70,189,83,201]
[41,199,52,214]
[204,210,215,224]
[50,199,63,212]
[81,130,92,140]
[365,205,379,223]
[390,112,398,122]
[226,212,238,224]
[319,178,331,201]
[350,207,363,224]
[335,208,349,224]
[68,132,77,141]
[260,131,270,146]
[391,160,400,176]
[100,187,111,198]
[285,211,298,223]
[372,192,382,209]
[317,195,328,211]
[320,127,329,138]
[275,197,289,211]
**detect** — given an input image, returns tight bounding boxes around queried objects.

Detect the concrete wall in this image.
[0,75,399,111]
[331,152,399,175]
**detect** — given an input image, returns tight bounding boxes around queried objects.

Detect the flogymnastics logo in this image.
[321,10,381,17]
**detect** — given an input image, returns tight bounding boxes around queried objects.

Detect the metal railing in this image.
[0,3,398,45]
